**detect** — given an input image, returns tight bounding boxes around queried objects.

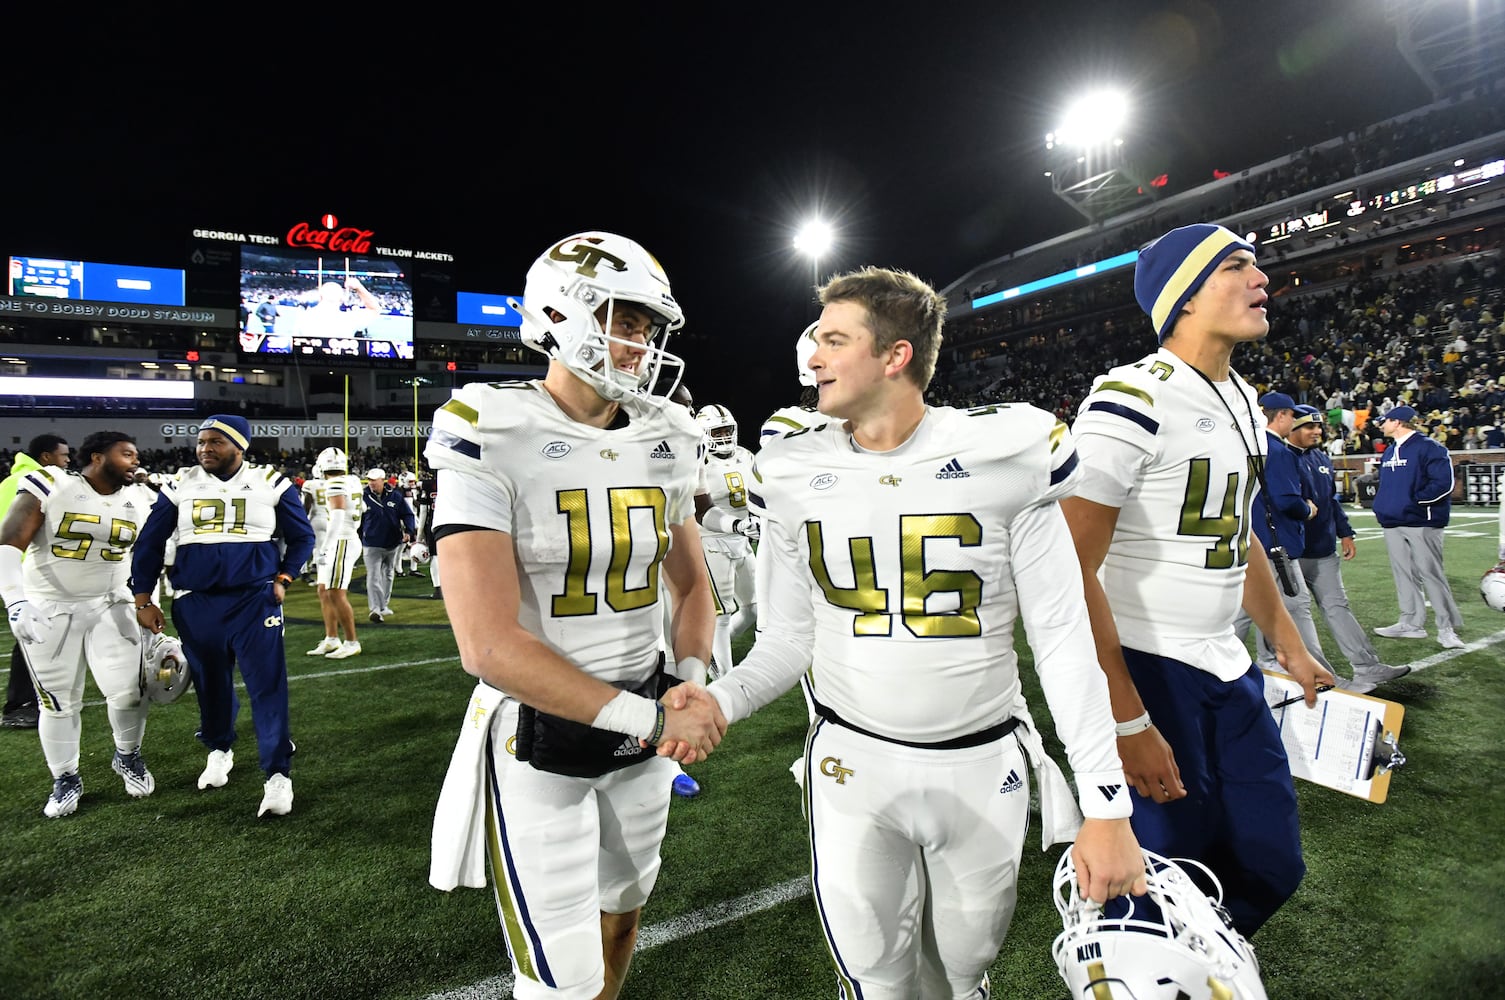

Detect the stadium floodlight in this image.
[1043,87,1148,223]
[794,219,835,287]
[1047,89,1129,150]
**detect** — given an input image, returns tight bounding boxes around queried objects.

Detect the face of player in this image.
[94,441,141,490]
[596,302,654,384]
[808,300,892,421]
[41,443,71,469]
[196,430,244,477]
[1291,422,1324,448]
[1185,250,1270,343]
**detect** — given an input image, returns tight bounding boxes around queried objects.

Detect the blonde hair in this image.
[819,266,946,390]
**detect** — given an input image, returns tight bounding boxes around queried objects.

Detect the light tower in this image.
[1043,89,1151,224]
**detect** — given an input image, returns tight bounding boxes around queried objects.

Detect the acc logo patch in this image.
[810,473,838,491]
[1195,417,1217,433]
[541,441,571,459]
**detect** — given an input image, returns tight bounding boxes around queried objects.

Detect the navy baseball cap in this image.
[1381,405,1417,422]
[1258,392,1296,411]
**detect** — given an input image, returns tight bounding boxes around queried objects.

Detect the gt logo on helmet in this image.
[550,237,629,279]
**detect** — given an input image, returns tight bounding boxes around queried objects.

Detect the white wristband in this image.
[1114,712,1153,737]
[590,690,660,741]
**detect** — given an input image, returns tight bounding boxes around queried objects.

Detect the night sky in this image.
[5,1,1436,429]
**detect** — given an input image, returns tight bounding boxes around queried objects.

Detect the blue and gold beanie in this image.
[1134,224,1256,342]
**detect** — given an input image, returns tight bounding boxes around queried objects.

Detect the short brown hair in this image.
[818,266,946,390]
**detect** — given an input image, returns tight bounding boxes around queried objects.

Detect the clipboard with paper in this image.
[1261,670,1407,803]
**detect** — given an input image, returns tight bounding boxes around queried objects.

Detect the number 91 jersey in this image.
[1070,348,1267,680]
[426,380,702,683]
[752,403,1081,743]
[17,467,156,603]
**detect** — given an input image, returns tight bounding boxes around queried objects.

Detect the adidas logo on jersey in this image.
[999,769,1023,794]
[613,737,644,758]
[936,458,970,479]
[650,441,675,460]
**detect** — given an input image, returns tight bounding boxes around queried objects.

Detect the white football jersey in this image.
[736,404,1119,783]
[426,380,703,683]
[320,473,364,539]
[700,445,757,551]
[302,476,330,526]
[1070,348,1268,681]
[759,404,820,448]
[17,468,156,602]
[158,463,296,549]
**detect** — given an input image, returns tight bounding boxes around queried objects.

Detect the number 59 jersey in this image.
[426,380,703,683]
[751,403,1085,744]
[1070,348,1268,680]
[16,468,156,603]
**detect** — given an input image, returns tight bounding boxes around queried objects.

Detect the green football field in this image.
[1,508,1502,999]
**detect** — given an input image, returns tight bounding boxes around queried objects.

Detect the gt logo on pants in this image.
[819,757,854,785]
[263,615,283,628]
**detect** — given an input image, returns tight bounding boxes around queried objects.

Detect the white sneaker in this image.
[306,637,341,656]
[1373,623,1427,639]
[259,773,293,817]
[198,748,234,789]
[325,640,362,660]
[1439,628,1466,650]
[43,772,82,818]
[112,750,156,797]
[379,607,395,617]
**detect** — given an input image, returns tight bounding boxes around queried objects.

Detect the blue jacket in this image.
[1374,432,1453,528]
[360,485,416,548]
[1251,431,1308,556]
[1294,446,1352,559]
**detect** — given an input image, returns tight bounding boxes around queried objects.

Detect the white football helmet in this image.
[511,231,686,402]
[797,320,819,388]
[697,404,738,458]
[1481,565,1505,612]
[409,542,431,565]
[139,630,191,705]
[315,446,348,477]
[1053,849,1268,1000]
[398,471,419,489]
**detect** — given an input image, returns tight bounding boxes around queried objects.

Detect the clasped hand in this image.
[649,683,728,765]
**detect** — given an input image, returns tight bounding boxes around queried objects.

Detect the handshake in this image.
[648,670,729,765]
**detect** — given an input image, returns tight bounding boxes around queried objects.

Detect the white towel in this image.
[1012,701,1085,850]
[429,682,507,891]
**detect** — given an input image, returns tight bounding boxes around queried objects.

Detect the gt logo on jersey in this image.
[504,735,517,756]
[600,449,619,461]
[819,757,855,784]
[263,615,283,628]
[878,475,902,487]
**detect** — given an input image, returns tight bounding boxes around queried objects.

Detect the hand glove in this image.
[733,517,761,541]
[6,600,52,644]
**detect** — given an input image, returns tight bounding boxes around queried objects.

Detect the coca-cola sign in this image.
[286,215,374,254]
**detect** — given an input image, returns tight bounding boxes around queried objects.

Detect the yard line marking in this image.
[421,875,813,1000]
[82,655,460,708]
[1400,628,1505,673]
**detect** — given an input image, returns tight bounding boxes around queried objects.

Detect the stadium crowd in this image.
[933,247,1505,461]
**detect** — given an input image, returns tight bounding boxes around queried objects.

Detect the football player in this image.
[0,431,158,818]
[1062,224,1336,938]
[693,403,759,677]
[680,266,1144,999]
[425,231,725,1000]
[130,414,317,819]
[396,471,425,577]
[299,460,329,582]
[306,447,363,659]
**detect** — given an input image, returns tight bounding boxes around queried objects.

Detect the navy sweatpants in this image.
[173,584,294,777]
[1121,648,1305,937]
